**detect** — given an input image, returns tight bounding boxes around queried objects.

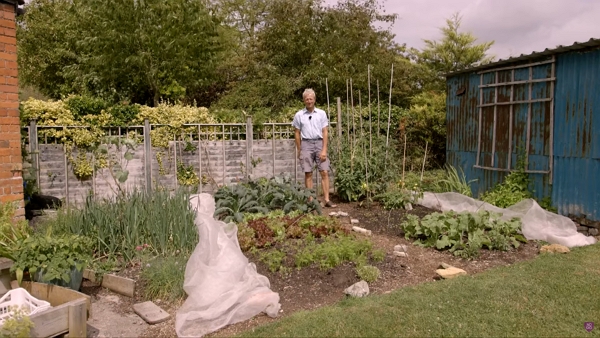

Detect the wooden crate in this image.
[10,281,91,338]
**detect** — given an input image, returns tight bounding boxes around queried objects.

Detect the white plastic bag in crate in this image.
[0,288,51,325]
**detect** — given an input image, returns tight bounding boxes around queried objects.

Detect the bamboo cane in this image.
[350,78,355,173]
[385,64,394,163]
[402,133,407,187]
[377,80,381,134]
[360,90,369,200]
[346,79,350,144]
[368,65,372,157]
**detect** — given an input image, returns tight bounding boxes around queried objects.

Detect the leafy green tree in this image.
[413,13,495,90]
[215,0,419,114]
[17,0,81,99]
[402,91,447,168]
[18,0,226,106]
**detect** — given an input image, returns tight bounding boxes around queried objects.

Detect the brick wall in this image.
[0,2,23,219]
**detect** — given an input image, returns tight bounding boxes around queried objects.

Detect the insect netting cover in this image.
[176,194,281,338]
[418,192,597,248]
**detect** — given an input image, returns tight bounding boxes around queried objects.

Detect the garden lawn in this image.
[238,243,600,337]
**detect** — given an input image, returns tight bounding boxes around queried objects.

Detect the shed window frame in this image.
[474,56,556,184]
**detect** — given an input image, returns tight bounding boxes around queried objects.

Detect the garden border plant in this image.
[214,174,321,223]
[234,210,385,281]
[401,210,527,259]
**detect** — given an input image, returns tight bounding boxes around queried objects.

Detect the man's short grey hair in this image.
[302,88,316,100]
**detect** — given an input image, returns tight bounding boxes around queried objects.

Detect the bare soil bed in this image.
[83,197,543,338]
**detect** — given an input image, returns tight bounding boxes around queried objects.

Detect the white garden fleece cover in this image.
[175,193,281,338]
[417,192,597,248]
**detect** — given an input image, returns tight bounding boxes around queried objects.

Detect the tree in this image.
[413,13,495,90]
[18,0,226,106]
[17,0,82,100]
[214,0,419,113]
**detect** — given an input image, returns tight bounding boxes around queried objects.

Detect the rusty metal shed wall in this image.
[447,44,600,221]
[552,47,600,219]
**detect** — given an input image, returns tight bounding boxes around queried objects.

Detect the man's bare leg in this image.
[305,172,313,202]
[320,170,330,202]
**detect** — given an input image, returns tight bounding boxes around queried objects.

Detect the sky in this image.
[329,0,600,60]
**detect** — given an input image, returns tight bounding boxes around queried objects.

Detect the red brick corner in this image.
[0,1,23,219]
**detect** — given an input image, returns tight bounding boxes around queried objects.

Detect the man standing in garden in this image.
[292,89,336,207]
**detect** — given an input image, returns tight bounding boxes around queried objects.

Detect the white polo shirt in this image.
[292,107,329,140]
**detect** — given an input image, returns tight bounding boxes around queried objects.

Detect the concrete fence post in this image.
[245,116,253,179]
[143,119,152,193]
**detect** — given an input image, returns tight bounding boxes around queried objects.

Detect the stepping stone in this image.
[344,281,369,298]
[351,226,372,236]
[436,267,467,279]
[394,244,408,253]
[540,244,570,254]
[133,301,170,324]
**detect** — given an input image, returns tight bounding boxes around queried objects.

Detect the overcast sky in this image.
[331,0,600,60]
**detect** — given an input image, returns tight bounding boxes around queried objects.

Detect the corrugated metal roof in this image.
[446,38,600,77]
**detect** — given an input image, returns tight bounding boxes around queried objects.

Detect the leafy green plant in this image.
[481,156,531,208]
[330,134,400,202]
[0,306,35,338]
[355,265,380,283]
[214,184,269,223]
[42,188,197,262]
[177,161,201,187]
[370,249,386,263]
[238,211,380,274]
[259,249,287,273]
[140,254,188,302]
[401,210,527,259]
[10,233,93,286]
[238,211,341,250]
[435,164,477,196]
[214,174,320,223]
[0,202,31,261]
[295,235,373,270]
[537,196,558,213]
[374,183,423,210]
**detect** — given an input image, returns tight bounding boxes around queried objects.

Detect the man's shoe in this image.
[323,200,337,208]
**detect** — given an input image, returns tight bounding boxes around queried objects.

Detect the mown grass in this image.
[238,243,600,337]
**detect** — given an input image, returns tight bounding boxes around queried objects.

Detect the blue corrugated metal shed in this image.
[446,38,600,220]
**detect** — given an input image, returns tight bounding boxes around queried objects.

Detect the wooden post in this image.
[29,120,40,191]
[271,125,275,178]
[222,125,226,185]
[66,301,87,338]
[198,125,203,193]
[325,78,331,121]
[246,116,253,179]
[63,126,69,206]
[173,133,178,189]
[336,97,342,156]
[144,119,152,193]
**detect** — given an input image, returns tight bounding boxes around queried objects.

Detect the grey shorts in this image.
[300,139,330,173]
